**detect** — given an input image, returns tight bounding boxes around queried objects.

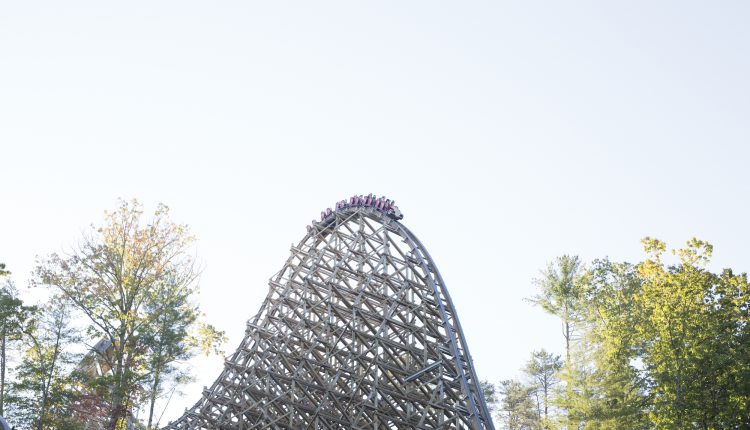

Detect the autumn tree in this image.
[35,200,222,430]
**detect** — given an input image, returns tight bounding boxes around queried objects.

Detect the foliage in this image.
[581,258,651,429]
[525,239,750,429]
[528,255,587,428]
[523,349,561,425]
[0,267,36,417]
[632,238,750,428]
[529,255,586,362]
[35,199,223,429]
[8,298,82,430]
[141,278,226,429]
[497,379,541,430]
[481,379,498,415]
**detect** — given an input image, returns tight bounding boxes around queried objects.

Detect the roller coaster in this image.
[164,196,494,429]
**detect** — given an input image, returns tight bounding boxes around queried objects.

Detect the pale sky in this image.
[1,1,749,424]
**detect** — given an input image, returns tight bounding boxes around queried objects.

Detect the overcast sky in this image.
[1,1,749,424]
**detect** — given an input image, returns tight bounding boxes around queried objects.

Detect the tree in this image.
[633,238,750,428]
[529,255,585,363]
[523,349,561,423]
[141,277,226,429]
[497,379,540,430]
[528,255,586,428]
[0,266,35,416]
[35,199,219,430]
[9,298,81,430]
[581,258,650,429]
[522,240,750,428]
[481,379,498,416]
[552,239,750,429]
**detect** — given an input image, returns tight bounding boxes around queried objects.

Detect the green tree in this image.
[35,200,219,430]
[498,379,541,430]
[523,349,561,424]
[9,298,81,430]
[525,241,750,428]
[581,258,650,429]
[481,379,498,416]
[529,255,585,363]
[481,380,499,428]
[529,255,586,428]
[633,238,750,428]
[560,239,750,429]
[0,266,35,416]
[141,277,226,430]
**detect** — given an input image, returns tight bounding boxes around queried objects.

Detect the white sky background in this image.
[1,1,749,424]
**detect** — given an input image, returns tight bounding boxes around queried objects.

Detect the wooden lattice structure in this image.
[164,196,494,429]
